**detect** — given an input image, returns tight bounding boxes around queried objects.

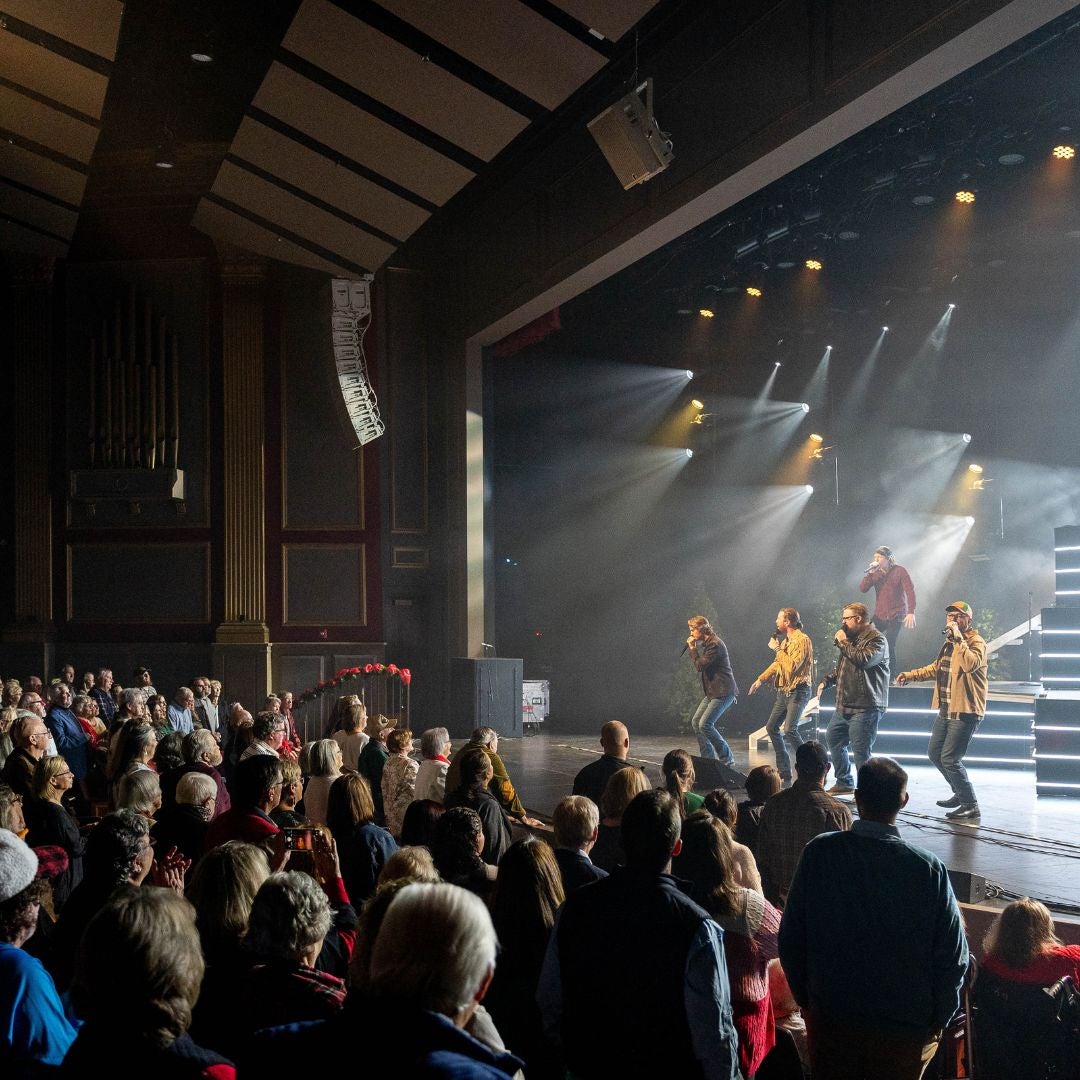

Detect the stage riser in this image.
[1034,694,1080,797]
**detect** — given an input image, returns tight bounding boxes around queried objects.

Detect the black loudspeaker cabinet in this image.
[449,658,523,739]
[691,755,749,795]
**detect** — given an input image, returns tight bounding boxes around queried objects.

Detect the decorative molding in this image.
[392,545,429,570]
[282,543,367,626]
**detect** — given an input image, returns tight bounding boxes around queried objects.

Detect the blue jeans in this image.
[690,694,736,764]
[827,708,883,787]
[765,684,812,777]
[928,711,981,804]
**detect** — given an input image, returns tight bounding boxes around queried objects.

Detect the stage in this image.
[498,732,1080,916]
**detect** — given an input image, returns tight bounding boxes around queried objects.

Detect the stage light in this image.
[691,399,704,410]
[805,259,822,270]
[698,308,715,318]
[966,516,975,525]
[684,448,694,459]
[948,303,956,310]
[773,361,781,368]
[746,286,762,297]
[961,433,972,443]
[968,463,984,474]
[800,403,810,413]
[809,433,824,444]
[191,51,214,63]
[685,370,694,380]
[1053,145,1076,160]
[955,190,975,203]
[825,345,833,351]
[882,326,889,333]
[805,485,814,495]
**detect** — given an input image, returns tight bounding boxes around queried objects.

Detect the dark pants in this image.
[878,615,903,676]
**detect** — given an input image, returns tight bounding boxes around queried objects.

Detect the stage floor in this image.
[498,732,1080,915]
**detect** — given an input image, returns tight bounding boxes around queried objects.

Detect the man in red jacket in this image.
[859,545,916,675]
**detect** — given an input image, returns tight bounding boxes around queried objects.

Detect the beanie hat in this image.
[0,831,38,903]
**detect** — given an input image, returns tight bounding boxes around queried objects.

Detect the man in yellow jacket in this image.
[897,601,987,822]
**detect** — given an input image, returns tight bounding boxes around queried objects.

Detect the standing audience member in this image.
[132,666,157,699]
[269,760,308,828]
[89,670,116,724]
[116,768,162,822]
[588,763,650,873]
[662,748,704,816]
[164,729,229,818]
[445,728,543,825]
[572,720,633,807]
[755,741,851,908]
[734,765,782,855]
[445,747,511,867]
[191,677,219,740]
[2,713,50,799]
[358,716,392,822]
[153,772,215,870]
[414,727,453,803]
[204,756,282,858]
[779,757,968,1079]
[381,727,418,839]
[278,691,302,755]
[331,704,369,770]
[301,740,342,826]
[430,806,496,899]
[106,720,157,810]
[167,688,196,735]
[24,757,84,910]
[326,773,397,904]
[539,789,740,1080]
[551,795,607,894]
[239,712,285,762]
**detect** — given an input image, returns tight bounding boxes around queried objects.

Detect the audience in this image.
[116,769,162,820]
[571,720,633,807]
[44,684,90,802]
[301,739,342,826]
[1,712,50,799]
[589,762,650,873]
[551,794,607,894]
[331,703,369,770]
[380,726,418,838]
[326,773,397,904]
[414,726,452,803]
[734,764,782,854]
[167,687,196,735]
[431,806,496,898]
[446,727,542,825]
[699,786,763,894]
[204,755,282,858]
[377,845,440,887]
[358,715,393,822]
[24,756,84,910]
[269,759,308,828]
[662,747,704,816]
[399,797,445,848]
[444,746,511,867]
[153,771,215,869]
[239,711,286,761]
[165,729,229,818]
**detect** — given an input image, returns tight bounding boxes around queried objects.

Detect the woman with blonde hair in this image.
[377,844,439,886]
[983,897,1080,982]
[25,755,84,909]
[381,727,418,839]
[302,739,343,826]
[590,764,650,873]
[332,703,369,771]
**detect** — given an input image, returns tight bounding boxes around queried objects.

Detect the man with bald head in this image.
[1,711,52,797]
[572,720,636,808]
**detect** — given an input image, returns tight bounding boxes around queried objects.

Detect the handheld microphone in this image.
[864,563,878,575]
[680,642,690,656]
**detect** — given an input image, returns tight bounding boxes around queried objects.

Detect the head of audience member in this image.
[326,773,377,842]
[702,787,738,830]
[191,677,210,701]
[155,731,185,774]
[176,771,217,820]
[71,693,94,722]
[308,738,343,779]
[232,755,284,813]
[984,897,1062,970]
[84,810,153,890]
[264,694,281,716]
[252,710,285,752]
[854,757,909,822]
[553,795,599,853]
[377,846,440,888]
[72,886,204,1046]
[0,705,14,738]
[745,764,782,805]
[368,715,394,745]
[32,755,73,804]
[59,664,76,687]
[208,680,222,705]
[11,711,50,760]
[600,763,650,824]
[279,691,293,713]
[386,727,413,757]
[133,666,154,689]
[2,679,21,709]
[342,703,367,735]
[0,832,48,948]
[472,727,499,753]
[453,747,492,798]
[431,806,486,881]
[400,799,445,848]
[246,870,332,969]
[79,671,95,693]
[95,669,113,694]
[183,728,223,770]
[794,740,830,787]
[420,726,451,761]
[187,840,269,962]
[117,687,147,722]
[145,694,169,729]
[0,782,27,835]
[349,877,425,990]
[107,720,158,782]
[490,837,564,968]
[48,682,73,711]
[620,789,682,873]
[276,759,304,810]
[18,691,46,719]
[661,749,697,819]
[25,677,43,698]
[599,720,630,760]
[368,882,497,1029]
[117,769,163,819]
[676,811,741,918]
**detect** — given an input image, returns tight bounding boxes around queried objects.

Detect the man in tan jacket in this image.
[897,601,987,821]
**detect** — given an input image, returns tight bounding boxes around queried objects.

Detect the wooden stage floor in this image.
[498,732,1080,916]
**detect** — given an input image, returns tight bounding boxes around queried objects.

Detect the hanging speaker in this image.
[587,78,673,190]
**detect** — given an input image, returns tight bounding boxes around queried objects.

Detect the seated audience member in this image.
[662,748,704,816]
[973,897,1080,1080]
[551,794,607,894]
[700,787,763,894]
[326,773,397,904]
[24,757,84,911]
[399,798,445,849]
[678,812,781,1078]
[446,728,543,826]
[162,729,229,818]
[357,716,392,822]
[62,886,234,1078]
[445,747,511,867]
[572,720,633,807]
[166,687,196,736]
[0,833,78,1072]
[377,845,440,887]
[0,708,13,772]
[734,765,782,854]
[431,806,496,899]
[331,703,369,771]
[380,727,418,839]
[1,712,50,799]
[153,772,216,869]
[239,711,286,762]
[589,763,650,873]
[486,838,564,1079]
[301,740,342,826]
[204,756,282,858]
[414,727,452,803]
[269,760,307,828]
[44,684,90,800]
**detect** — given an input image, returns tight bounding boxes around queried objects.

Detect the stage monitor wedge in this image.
[587,78,673,190]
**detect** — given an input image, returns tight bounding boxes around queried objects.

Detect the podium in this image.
[449,658,523,739]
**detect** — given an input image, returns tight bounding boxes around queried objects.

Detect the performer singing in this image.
[859,545,916,674]
[685,616,739,765]
[748,608,814,782]
[897,601,987,821]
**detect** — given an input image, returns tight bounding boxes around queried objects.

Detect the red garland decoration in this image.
[295,664,412,705]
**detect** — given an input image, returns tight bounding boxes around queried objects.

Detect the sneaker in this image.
[826,783,855,796]
[936,795,962,808]
[945,803,981,821]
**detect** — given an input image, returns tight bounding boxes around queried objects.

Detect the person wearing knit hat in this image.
[858,545,917,675]
[0,831,79,1068]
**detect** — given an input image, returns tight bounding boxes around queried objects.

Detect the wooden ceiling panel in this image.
[549,1,659,44]
[254,62,474,206]
[2,0,124,61]
[284,0,529,162]
[212,158,396,271]
[0,183,77,240]
[0,143,87,206]
[0,84,99,164]
[0,33,109,118]
[231,117,430,242]
[377,0,606,110]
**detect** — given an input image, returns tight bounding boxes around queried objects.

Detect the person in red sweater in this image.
[859,545,916,674]
[982,897,1080,985]
[204,755,282,861]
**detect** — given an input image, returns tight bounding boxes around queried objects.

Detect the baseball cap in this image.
[945,601,974,618]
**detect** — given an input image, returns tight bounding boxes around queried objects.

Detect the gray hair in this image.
[245,871,332,962]
[421,727,451,758]
[553,794,599,850]
[368,883,497,1018]
[71,694,92,716]
[117,770,161,815]
[176,771,216,806]
[183,728,218,764]
[121,687,145,710]
[48,682,69,702]
[308,739,340,777]
[472,727,498,749]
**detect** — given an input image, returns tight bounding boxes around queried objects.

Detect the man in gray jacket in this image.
[818,601,889,796]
